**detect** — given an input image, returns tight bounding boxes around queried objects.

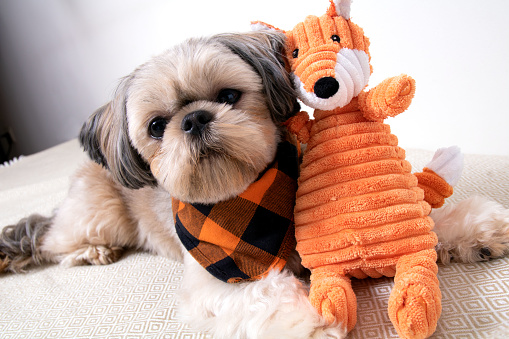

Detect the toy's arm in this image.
[284,111,314,144]
[358,74,416,122]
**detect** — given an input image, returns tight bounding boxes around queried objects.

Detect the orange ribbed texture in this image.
[292,97,438,273]
[285,92,442,337]
[285,10,369,93]
[415,168,454,208]
[276,1,449,337]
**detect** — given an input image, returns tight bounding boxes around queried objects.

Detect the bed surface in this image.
[1,139,508,338]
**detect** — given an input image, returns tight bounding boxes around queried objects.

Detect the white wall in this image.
[0,0,508,157]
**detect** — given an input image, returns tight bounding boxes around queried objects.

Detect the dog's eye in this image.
[148,117,168,139]
[331,35,340,43]
[217,89,241,105]
[292,49,299,58]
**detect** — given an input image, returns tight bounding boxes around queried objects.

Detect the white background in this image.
[0,0,508,157]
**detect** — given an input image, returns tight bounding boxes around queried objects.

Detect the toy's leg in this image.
[309,267,357,332]
[388,249,441,339]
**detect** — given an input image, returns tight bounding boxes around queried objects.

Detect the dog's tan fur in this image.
[24,32,300,268]
[1,30,509,339]
[126,39,281,204]
[0,31,349,338]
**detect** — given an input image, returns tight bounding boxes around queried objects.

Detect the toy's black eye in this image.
[149,117,168,139]
[331,35,340,43]
[292,49,299,58]
[217,89,241,105]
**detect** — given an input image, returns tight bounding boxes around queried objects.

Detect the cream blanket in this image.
[1,139,508,338]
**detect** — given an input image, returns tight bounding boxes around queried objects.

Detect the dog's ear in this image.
[79,103,110,168]
[79,76,157,189]
[213,31,300,123]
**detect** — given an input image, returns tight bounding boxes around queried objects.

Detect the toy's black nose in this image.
[181,110,213,136]
[314,77,339,99]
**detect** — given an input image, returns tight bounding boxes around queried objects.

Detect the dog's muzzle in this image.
[181,110,213,136]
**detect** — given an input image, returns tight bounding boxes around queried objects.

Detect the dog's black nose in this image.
[181,110,213,136]
[314,77,339,99]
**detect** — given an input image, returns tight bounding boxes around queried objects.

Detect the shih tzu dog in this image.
[1,30,509,339]
[0,31,345,338]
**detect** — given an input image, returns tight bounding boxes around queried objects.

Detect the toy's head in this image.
[254,0,372,110]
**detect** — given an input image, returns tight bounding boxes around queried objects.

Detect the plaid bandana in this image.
[172,141,299,283]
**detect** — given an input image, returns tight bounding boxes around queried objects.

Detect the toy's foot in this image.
[388,250,441,339]
[309,270,357,332]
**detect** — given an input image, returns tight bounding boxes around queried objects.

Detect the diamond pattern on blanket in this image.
[0,252,213,339]
[1,141,509,338]
[350,260,509,338]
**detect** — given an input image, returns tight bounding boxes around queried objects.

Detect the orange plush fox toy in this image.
[254,1,462,338]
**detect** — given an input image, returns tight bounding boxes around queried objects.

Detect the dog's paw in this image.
[432,196,509,263]
[60,245,123,267]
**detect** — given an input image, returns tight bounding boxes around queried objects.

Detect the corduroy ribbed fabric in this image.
[267,1,449,338]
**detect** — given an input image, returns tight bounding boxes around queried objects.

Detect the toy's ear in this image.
[250,21,284,33]
[327,0,351,19]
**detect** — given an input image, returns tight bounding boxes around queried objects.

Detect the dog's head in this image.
[80,31,299,204]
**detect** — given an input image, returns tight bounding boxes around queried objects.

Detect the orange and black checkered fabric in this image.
[173,141,299,283]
